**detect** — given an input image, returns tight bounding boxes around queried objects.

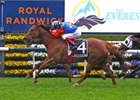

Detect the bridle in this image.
[24,24,53,45]
[122,36,133,49]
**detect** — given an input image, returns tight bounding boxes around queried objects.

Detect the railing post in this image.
[84,60,87,73]
[0,0,5,32]
[32,51,36,78]
[0,7,6,77]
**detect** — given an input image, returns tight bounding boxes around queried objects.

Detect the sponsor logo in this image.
[72,0,105,29]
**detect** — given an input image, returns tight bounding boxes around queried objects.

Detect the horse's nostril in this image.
[23,37,31,44]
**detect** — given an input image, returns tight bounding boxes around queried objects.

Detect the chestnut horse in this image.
[24,24,125,86]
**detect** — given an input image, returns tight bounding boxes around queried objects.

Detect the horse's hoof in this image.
[120,76,125,80]
[101,76,106,80]
[72,75,82,78]
[25,74,31,79]
[72,83,80,87]
[135,75,139,78]
[34,80,38,84]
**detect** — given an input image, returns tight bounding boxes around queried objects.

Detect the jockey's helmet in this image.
[52,21,60,28]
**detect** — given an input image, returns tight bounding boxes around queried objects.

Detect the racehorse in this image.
[101,35,140,79]
[118,35,140,79]
[24,23,125,86]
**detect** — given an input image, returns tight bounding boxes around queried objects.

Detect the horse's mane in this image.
[40,24,51,32]
[39,24,64,42]
[103,41,119,50]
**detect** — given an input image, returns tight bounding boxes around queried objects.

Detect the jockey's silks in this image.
[60,22,78,34]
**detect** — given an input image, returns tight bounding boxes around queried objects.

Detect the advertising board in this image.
[0,0,64,32]
[65,0,140,33]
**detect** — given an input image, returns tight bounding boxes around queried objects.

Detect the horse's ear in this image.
[35,23,42,27]
[35,22,42,26]
[40,24,50,32]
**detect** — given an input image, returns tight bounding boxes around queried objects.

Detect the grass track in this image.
[0,78,140,100]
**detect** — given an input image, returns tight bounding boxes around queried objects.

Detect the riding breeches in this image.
[62,28,81,40]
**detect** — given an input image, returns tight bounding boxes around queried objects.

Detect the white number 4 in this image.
[77,42,86,53]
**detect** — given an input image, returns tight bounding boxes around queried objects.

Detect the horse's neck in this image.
[104,41,119,50]
[38,27,67,56]
[118,44,128,55]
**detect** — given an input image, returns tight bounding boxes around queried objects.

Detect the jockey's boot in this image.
[65,37,77,50]
[69,41,77,51]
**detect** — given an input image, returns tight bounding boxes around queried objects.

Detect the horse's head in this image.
[118,43,128,54]
[24,23,50,45]
[118,36,133,53]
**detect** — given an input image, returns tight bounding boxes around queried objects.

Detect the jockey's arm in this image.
[51,28,64,38]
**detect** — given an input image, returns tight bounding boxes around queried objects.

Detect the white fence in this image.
[0,41,140,77]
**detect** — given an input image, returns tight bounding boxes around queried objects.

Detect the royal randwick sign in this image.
[0,0,64,32]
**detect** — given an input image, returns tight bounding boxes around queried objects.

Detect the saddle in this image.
[69,41,78,51]
[65,38,77,51]
[67,39,88,62]
[67,40,88,56]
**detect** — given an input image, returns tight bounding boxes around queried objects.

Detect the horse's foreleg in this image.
[63,64,72,83]
[34,58,54,84]
[119,61,132,80]
[121,66,140,80]
[99,55,116,85]
[25,62,42,79]
[102,66,116,85]
[25,58,49,79]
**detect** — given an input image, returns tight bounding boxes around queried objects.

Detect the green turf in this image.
[0,78,140,100]
[81,34,129,41]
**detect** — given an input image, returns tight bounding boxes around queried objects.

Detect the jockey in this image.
[50,20,81,50]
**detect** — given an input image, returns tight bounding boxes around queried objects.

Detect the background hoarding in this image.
[0,0,64,32]
[65,0,140,33]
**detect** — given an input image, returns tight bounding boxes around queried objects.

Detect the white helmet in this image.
[52,21,60,28]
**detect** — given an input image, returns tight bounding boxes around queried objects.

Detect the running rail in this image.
[0,47,46,78]
[0,47,139,54]
[0,47,46,52]
[0,46,139,78]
